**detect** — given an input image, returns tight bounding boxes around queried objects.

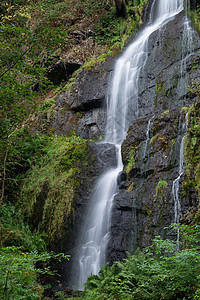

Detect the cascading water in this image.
[172,113,188,246]
[178,0,194,96]
[143,116,154,161]
[77,149,123,290]
[74,0,184,290]
[172,0,194,243]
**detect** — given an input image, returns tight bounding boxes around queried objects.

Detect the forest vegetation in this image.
[0,0,200,299]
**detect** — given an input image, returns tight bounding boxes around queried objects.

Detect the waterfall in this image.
[77,147,123,289]
[143,116,154,161]
[74,0,184,290]
[172,0,194,244]
[172,113,188,246]
[178,1,194,96]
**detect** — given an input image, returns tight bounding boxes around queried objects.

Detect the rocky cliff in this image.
[107,9,200,262]
[37,1,200,287]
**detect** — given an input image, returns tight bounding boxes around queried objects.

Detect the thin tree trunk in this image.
[0,146,8,208]
[0,126,18,208]
[114,0,127,18]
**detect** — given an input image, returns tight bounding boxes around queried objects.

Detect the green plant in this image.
[76,224,200,300]
[189,5,200,33]
[182,102,200,222]
[0,246,69,300]
[125,145,137,175]
[20,134,89,241]
[0,202,69,299]
[155,180,168,200]
[0,203,47,251]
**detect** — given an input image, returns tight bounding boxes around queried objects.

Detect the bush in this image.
[0,203,69,299]
[79,225,200,300]
[0,246,68,300]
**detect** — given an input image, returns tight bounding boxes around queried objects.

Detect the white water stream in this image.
[172,0,194,244]
[143,116,154,160]
[75,0,184,290]
[172,113,188,246]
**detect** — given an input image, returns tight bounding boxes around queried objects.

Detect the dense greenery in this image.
[189,3,200,33]
[20,133,90,243]
[182,102,200,223]
[72,225,200,300]
[0,203,69,299]
[0,1,149,298]
[0,0,148,205]
[1,0,200,299]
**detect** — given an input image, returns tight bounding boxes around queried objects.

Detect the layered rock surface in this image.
[107,11,200,262]
[51,57,115,139]
[50,3,200,284]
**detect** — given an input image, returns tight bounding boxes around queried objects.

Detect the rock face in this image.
[137,11,200,119]
[51,57,115,140]
[47,59,81,85]
[61,141,118,286]
[52,2,200,286]
[107,11,200,262]
[107,109,189,262]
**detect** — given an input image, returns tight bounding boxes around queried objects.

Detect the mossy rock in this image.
[20,134,91,245]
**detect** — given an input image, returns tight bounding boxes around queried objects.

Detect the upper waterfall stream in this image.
[74,0,185,290]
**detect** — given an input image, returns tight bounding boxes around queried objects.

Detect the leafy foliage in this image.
[189,4,200,33]
[0,246,68,300]
[77,225,200,300]
[19,133,90,242]
[0,247,44,300]
[0,202,46,251]
[183,102,200,223]
[0,0,149,207]
[0,128,51,205]
[0,203,69,300]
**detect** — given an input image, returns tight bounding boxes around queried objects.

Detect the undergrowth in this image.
[182,101,200,223]
[19,133,89,241]
[189,4,200,33]
[71,225,200,300]
[0,204,69,299]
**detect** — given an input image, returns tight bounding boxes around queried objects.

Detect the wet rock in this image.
[107,191,137,263]
[50,56,115,139]
[60,57,114,112]
[105,10,200,260]
[71,29,94,44]
[107,108,190,259]
[138,12,200,118]
[62,141,117,285]
[54,3,200,285]
[89,142,118,171]
[76,108,107,139]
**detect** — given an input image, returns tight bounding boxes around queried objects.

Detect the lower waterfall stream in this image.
[74,0,188,290]
[172,113,189,248]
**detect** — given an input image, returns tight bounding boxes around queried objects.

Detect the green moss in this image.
[189,9,200,34]
[63,72,79,92]
[182,103,200,223]
[154,80,167,108]
[161,110,169,116]
[155,180,168,200]
[156,81,167,94]
[125,145,137,175]
[20,134,89,241]
[83,51,113,70]
[181,106,189,112]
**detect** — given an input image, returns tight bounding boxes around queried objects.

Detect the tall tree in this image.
[114,0,127,18]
